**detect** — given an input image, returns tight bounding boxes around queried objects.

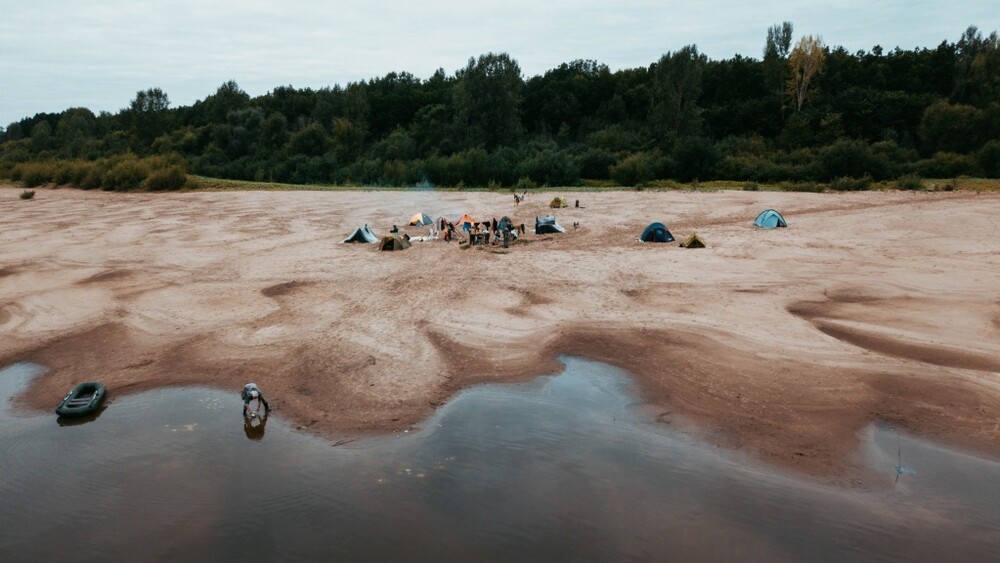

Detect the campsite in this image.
[3,184,1000,559]
[3,185,999,480]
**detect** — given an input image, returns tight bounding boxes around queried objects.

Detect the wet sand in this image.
[2,185,999,480]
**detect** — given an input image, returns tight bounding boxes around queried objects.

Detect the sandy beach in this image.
[2,185,998,480]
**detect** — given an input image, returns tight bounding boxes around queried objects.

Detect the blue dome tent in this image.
[754,209,787,228]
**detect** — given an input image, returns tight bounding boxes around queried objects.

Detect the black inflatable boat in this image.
[55,382,107,417]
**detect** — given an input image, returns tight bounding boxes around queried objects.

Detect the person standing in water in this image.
[241,383,270,418]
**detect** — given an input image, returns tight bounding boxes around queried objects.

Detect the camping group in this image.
[344,211,530,250]
[343,198,787,251]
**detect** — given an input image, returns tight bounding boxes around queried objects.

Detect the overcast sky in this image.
[0,1,996,126]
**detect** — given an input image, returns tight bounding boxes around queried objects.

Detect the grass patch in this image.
[926,177,1000,191]
[894,174,924,190]
[829,175,873,191]
[20,189,35,200]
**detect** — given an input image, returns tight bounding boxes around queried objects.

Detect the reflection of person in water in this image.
[244,412,267,441]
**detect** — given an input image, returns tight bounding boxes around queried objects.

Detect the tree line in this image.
[2,23,998,190]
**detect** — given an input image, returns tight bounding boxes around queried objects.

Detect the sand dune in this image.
[2,185,998,481]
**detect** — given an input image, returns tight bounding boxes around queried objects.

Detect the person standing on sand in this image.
[241,383,270,418]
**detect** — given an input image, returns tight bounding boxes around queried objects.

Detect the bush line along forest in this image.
[2,24,999,192]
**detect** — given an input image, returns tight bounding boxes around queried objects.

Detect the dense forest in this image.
[2,24,998,190]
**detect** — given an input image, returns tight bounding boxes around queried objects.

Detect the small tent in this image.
[409,212,433,226]
[343,225,378,243]
[455,213,476,230]
[754,209,787,228]
[378,234,411,251]
[549,196,568,208]
[535,215,566,234]
[680,233,706,248]
[640,222,675,243]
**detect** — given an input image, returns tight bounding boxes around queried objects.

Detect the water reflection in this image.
[1,359,998,562]
[244,412,268,441]
[56,404,108,426]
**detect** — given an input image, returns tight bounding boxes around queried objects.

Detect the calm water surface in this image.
[1,359,998,561]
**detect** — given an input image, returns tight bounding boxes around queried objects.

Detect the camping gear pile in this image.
[535,215,565,234]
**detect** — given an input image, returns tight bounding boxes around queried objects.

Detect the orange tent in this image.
[455,214,476,228]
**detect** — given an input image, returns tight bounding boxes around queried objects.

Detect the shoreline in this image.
[3,186,998,481]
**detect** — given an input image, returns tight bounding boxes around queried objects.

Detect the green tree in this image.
[56,108,96,156]
[5,122,24,141]
[453,52,524,149]
[288,123,331,157]
[918,100,983,154]
[968,31,1000,104]
[30,120,54,152]
[128,87,172,146]
[650,45,708,145]
[260,112,289,151]
[197,80,250,125]
[763,22,794,104]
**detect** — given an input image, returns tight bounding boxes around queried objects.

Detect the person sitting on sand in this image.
[241,383,270,418]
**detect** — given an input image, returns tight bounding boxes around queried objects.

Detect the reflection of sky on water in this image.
[1,359,997,561]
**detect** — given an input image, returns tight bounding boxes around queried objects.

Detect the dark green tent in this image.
[640,222,675,242]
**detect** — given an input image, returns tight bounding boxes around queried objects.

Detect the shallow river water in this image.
[1,359,998,561]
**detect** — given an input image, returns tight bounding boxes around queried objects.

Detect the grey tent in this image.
[640,222,675,242]
[535,215,566,234]
[343,225,378,243]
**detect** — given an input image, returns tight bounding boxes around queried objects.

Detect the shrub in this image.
[916,152,976,178]
[142,165,187,191]
[514,176,537,191]
[672,137,719,182]
[779,181,824,193]
[829,175,872,191]
[610,152,655,186]
[79,164,104,190]
[895,174,924,190]
[577,147,615,179]
[20,189,35,199]
[19,163,53,187]
[818,139,888,181]
[53,160,91,186]
[918,101,983,154]
[976,140,1000,178]
[103,157,149,191]
[517,149,580,186]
